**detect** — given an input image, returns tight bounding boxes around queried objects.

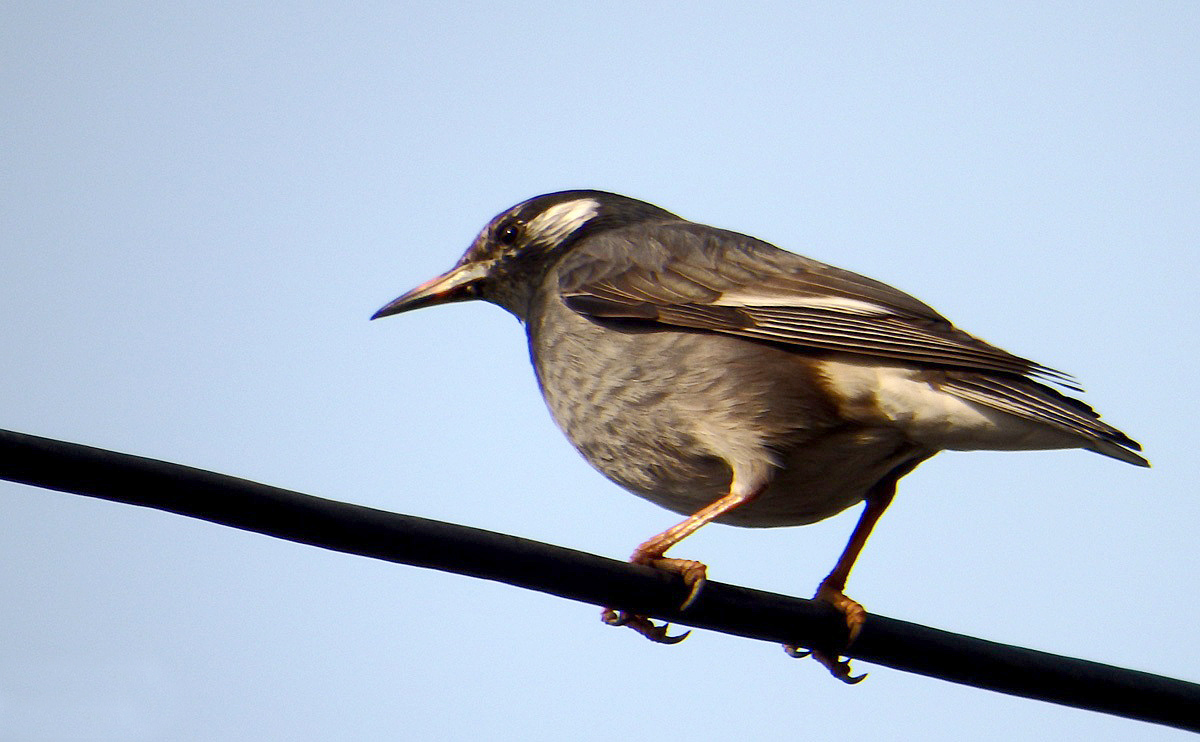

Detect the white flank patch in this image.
[818,359,1080,452]
[527,198,600,244]
[714,292,887,315]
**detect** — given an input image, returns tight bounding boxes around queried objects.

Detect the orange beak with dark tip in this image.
[370,260,493,320]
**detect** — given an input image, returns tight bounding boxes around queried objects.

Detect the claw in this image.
[600,553,705,646]
[646,624,691,644]
[783,644,865,681]
[780,585,871,682]
[640,557,707,611]
[811,649,867,684]
[600,608,690,644]
[815,583,866,647]
[679,576,706,611]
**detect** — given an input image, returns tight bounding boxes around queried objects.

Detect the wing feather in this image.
[558,221,1077,386]
[553,219,1144,463]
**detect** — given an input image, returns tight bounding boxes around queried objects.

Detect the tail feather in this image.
[940,372,1148,467]
[1085,439,1151,468]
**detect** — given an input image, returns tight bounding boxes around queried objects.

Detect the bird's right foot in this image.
[783,581,868,682]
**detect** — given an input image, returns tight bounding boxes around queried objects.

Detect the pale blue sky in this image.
[2,3,1198,740]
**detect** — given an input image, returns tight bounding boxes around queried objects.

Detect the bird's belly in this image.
[724,428,921,527]
[552,409,917,529]
[527,301,926,529]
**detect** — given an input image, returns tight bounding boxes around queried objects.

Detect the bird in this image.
[372,190,1147,681]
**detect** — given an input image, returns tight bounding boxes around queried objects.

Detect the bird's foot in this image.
[640,556,707,610]
[783,644,867,684]
[600,555,708,644]
[782,583,868,683]
[600,608,690,644]
[815,582,866,645]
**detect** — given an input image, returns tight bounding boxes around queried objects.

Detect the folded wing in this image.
[557,221,1146,465]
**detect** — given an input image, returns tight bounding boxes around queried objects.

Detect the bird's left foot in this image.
[601,556,708,644]
[782,583,868,683]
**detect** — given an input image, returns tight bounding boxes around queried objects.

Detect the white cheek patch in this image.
[527,198,600,244]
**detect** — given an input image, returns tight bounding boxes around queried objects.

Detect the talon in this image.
[782,585,870,682]
[643,557,708,611]
[815,583,867,648]
[600,609,691,644]
[811,649,867,684]
[602,552,707,645]
[679,576,706,611]
[648,625,691,644]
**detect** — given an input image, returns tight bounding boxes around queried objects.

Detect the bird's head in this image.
[371,190,675,320]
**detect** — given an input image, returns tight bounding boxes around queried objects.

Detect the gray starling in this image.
[373,190,1146,680]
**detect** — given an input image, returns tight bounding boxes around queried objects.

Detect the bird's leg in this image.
[603,485,762,644]
[785,482,897,683]
[816,486,894,641]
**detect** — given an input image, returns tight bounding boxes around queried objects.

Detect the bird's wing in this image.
[557,221,1077,387]
[556,221,1149,463]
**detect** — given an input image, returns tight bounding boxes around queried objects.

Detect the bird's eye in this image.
[497,222,521,245]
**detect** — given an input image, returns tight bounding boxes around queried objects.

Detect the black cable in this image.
[1,428,1196,732]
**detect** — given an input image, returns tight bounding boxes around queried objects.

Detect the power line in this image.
[0,428,1196,732]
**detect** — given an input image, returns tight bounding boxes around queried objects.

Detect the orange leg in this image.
[816,484,895,642]
[602,486,763,643]
[785,465,916,683]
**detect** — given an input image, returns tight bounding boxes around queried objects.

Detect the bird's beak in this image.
[371,261,491,319]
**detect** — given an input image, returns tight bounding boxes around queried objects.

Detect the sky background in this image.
[2,3,1198,740]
